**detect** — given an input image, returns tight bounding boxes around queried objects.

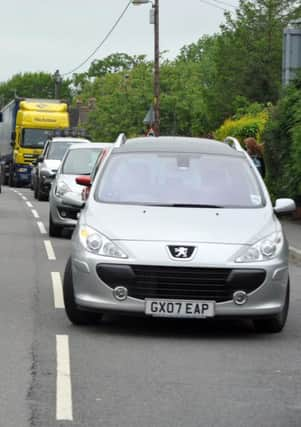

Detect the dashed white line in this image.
[51,272,65,309]
[31,209,40,219]
[44,240,56,260]
[37,221,47,235]
[22,196,27,201]
[56,335,73,421]
[26,201,33,208]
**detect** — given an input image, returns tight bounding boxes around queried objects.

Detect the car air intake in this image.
[96,264,266,303]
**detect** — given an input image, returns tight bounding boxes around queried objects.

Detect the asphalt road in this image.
[0,186,301,427]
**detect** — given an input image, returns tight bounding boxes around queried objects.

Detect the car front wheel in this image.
[63,257,101,325]
[49,213,62,237]
[253,280,290,333]
[37,182,46,201]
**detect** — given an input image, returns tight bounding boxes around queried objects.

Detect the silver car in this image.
[62,136,295,333]
[33,136,91,200]
[49,142,111,237]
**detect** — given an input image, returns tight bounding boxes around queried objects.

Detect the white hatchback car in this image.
[62,136,295,333]
[49,142,111,237]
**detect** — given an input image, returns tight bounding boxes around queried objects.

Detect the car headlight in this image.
[79,225,128,259]
[55,181,71,197]
[235,232,284,263]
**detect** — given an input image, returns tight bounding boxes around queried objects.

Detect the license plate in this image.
[145,299,215,319]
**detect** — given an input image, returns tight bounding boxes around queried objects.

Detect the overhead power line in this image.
[62,0,132,76]
[200,0,227,11]
[212,0,236,9]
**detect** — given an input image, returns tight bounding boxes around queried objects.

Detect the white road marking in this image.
[37,221,47,235]
[22,196,27,201]
[56,335,73,421]
[51,272,65,309]
[44,240,56,260]
[26,201,33,208]
[31,209,40,219]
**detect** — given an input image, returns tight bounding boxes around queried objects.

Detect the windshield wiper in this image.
[170,204,224,208]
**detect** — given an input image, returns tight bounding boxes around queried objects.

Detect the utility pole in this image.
[132,0,160,135]
[54,69,62,99]
[153,0,160,135]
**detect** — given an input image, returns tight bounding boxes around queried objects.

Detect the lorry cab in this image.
[0,98,69,187]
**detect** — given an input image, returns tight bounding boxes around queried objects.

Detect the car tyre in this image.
[49,213,62,237]
[33,179,38,199]
[37,182,45,201]
[63,257,100,325]
[253,281,290,333]
[8,168,15,187]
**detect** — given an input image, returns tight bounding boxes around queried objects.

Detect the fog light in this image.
[113,286,128,301]
[233,291,248,305]
[60,210,67,218]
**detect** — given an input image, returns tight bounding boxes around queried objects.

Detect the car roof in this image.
[114,137,244,157]
[67,142,112,150]
[51,137,91,143]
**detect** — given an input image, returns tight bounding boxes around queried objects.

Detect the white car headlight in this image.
[79,225,128,259]
[55,181,71,197]
[235,232,284,263]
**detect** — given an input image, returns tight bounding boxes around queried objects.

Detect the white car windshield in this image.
[48,141,73,160]
[62,148,103,175]
[95,152,265,208]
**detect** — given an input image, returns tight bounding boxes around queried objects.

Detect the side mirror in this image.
[274,198,296,215]
[37,155,44,163]
[76,175,91,187]
[61,191,85,209]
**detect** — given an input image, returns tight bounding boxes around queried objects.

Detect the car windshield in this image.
[95,152,265,208]
[62,148,103,175]
[22,129,52,148]
[47,141,73,160]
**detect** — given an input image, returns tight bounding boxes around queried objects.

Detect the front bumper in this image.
[49,191,80,228]
[70,241,289,319]
[15,164,32,183]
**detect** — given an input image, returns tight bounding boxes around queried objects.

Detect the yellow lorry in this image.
[0,98,69,186]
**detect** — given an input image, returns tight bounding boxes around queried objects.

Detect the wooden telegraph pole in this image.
[153,0,160,136]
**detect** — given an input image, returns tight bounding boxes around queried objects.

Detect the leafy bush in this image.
[214,111,268,143]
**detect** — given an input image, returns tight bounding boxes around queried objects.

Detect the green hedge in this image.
[214,112,268,144]
[263,81,301,200]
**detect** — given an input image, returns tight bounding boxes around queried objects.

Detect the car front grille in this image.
[96,264,266,303]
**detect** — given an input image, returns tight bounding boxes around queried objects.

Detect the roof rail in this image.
[115,133,127,148]
[224,136,245,153]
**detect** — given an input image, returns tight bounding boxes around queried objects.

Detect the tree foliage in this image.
[0,72,72,106]
[263,75,301,199]
[2,0,301,155]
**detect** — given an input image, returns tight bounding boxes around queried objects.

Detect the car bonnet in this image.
[83,202,277,245]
